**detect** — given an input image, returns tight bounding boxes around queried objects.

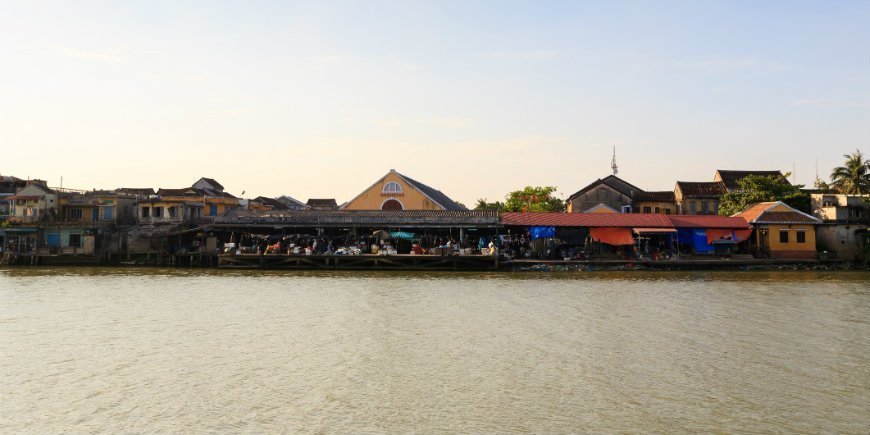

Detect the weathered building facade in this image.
[566,175,641,213]
[811,193,869,261]
[674,181,726,215]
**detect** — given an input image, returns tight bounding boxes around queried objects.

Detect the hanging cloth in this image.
[589,227,635,246]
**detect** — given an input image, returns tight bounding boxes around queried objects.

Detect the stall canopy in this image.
[706,229,735,244]
[589,227,635,246]
[678,228,713,253]
[733,229,752,242]
[529,226,557,240]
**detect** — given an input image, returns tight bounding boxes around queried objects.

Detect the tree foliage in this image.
[718,173,810,216]
[830,149,870,194]
[503,186,565,212]
[473,199,504,211]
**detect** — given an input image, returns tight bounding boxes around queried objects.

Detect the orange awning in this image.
[590,227,635,246]
[706,229,734,244]
[733,229,752,242]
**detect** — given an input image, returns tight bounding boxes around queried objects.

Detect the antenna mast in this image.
[611,146,618,176]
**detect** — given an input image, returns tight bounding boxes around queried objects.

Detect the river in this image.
[1,268,868,433]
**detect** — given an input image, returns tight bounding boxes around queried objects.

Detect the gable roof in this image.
[715,170,787,191]
[675,181,727,197]
[15,183,55,196]
[583,203,619,213]
[733,201,820,225]
[394,171,467,211]
[252,196,290,210]
[274,195,308,209]
[194,177,224,191]
[632,190,676,202]
[568,175,643,201]
[341,170,467,211]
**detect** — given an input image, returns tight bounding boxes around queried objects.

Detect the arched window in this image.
[381,199,404,210]
[382,182,402,193]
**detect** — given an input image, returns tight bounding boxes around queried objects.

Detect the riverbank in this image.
[1,251,865,272]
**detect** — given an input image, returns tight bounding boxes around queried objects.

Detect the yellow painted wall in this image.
[343,171,444,210]
[766,224,816,253]
[635,201,675,214]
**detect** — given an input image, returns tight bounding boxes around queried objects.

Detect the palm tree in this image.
[830,149,870,194]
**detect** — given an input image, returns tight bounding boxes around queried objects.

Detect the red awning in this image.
[733,229,752,242]
[590,227,635,246]
[706,229,734,244]
[7,195,41,201]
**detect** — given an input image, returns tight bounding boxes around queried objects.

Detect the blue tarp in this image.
[677,228,713,254]
[529,226,557,240]
[390,231,416,240]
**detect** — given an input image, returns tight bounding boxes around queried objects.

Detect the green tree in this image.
[473,198,504,211]
[503,186,565,212]
[813,177,831,191]
[718,173,810,216]
[830,149,870,194]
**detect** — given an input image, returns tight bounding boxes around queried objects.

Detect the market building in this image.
[341,169,467,211]
[500,212,750,259]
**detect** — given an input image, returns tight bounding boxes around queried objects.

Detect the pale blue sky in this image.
[1,1,868,205]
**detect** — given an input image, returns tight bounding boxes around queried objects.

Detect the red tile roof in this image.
[676,181,727,197]
[733,201,820,225]
[667,215,750,229]
[733,202,773,223]
[502,212,750,229]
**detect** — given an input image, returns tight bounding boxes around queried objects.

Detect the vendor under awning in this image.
[589,227,635,246]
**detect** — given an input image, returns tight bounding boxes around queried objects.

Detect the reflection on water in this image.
[1,268,868,433]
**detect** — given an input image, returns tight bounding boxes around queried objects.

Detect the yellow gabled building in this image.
[734,201,821,259]
[341,170,467,211]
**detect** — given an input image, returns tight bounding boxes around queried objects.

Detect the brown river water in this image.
[1,268,868,433]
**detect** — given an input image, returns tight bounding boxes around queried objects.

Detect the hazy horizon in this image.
[2,1,868,205]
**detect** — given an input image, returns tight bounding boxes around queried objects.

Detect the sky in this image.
[1,0,868,205]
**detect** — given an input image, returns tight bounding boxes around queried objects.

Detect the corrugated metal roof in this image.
[667,215,750,229]
[503,212,750,229]
[502,212,673,227]
[216,209,500,227]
